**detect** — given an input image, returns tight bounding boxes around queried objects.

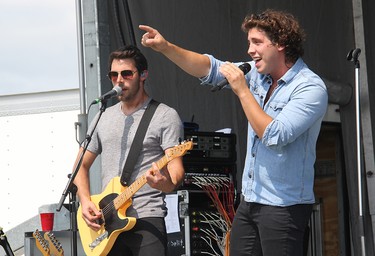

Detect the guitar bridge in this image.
[89,231,108,250]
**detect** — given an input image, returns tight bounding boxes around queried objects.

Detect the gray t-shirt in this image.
[86,98,183,218]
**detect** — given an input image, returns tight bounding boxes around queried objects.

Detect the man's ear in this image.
[276,43,285,52]
[140,70,148,79]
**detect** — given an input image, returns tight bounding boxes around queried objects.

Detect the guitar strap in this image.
[120,99,160,186]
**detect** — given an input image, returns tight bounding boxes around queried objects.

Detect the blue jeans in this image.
[230,200,312,256]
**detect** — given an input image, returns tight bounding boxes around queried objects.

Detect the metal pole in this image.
[348,48,366,256]
[56,1,86,256]
[75,0,88,143]
[76,0,86,115]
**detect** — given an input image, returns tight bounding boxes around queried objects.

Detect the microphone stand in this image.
[347,48,366,256]
[0,227,15,256]
[56,100,108,256]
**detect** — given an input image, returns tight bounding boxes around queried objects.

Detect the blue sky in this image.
[0,1,79,95]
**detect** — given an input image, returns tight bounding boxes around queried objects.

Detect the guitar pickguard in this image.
[98,193,130,236]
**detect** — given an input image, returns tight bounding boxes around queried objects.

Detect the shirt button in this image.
[252,153,255,157]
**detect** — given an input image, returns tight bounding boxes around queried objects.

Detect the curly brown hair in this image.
[241,9,305,63]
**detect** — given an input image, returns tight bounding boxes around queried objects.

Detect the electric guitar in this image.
[33,230,50,256]
[77,141,193,256]
[44,232,64,256]
[33,229,64,256]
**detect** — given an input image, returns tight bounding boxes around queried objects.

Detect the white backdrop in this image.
[0,110,79,231]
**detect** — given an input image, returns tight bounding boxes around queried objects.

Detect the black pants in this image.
[230,200,313,256]
[107,217,167,256]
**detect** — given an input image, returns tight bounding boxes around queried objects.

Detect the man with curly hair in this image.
[140,9,328,256]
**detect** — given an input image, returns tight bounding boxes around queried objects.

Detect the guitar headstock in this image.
[32,229,50,256]
[44,232,64,256]
[166,140,193,160]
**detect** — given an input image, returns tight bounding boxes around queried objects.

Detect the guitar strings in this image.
[93,143,189,224]
[99,175,146,221]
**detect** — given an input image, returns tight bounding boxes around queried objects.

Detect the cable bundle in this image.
[192,176,235,256]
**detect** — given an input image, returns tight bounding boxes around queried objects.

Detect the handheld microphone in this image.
[211,63,251,92]
[91,85,122,104]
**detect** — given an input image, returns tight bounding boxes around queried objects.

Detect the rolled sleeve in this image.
[262,80,328,149]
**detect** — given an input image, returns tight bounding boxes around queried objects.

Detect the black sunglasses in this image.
[107,70,138,82]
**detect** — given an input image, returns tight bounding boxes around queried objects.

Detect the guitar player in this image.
[73,45,185,256]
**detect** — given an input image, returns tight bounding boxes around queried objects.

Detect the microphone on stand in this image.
[91,86,122,104]
[346,48,361,62]
[211,63,251,92]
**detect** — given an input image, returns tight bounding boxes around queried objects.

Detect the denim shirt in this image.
[201,55,328,206]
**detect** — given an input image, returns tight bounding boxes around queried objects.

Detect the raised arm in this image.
[139,25,211,78]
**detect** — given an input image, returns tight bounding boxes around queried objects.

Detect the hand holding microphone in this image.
[211,62,251,92]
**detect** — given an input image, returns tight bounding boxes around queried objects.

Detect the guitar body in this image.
[77,176,136,256]
[77,141,193,256]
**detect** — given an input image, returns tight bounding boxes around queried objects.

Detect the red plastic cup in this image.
[40,213,54,231]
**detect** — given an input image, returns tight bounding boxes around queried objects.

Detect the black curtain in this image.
[106,0,356,195]
[105,1,375,254]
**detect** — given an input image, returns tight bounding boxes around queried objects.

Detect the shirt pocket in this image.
[267,101,287,118]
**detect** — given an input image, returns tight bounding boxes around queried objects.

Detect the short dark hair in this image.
[108,45,148,72]
[241,9,305,63]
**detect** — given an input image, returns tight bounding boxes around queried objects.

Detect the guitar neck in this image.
[113,154,169,210]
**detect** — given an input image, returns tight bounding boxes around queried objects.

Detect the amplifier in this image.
[181,163,236,191]
[184,131,236,163]
[167,190,233,256]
